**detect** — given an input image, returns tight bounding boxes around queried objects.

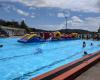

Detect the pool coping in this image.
[32,51,100,80]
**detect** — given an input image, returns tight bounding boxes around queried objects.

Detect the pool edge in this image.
[32,51,100,80]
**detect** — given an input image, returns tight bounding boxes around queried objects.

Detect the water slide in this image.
[18,34,39,43]
[18,32,80,43]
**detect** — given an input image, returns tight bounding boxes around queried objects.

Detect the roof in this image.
[0,26,26,30]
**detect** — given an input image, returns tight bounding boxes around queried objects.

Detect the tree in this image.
[20,20,27,28]
[0,19,6,26]
[20,20,30,32]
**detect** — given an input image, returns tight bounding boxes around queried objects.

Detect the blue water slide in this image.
[18,37,46,43]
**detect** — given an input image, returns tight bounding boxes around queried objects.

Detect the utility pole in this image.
[63,10,70,29]
[64,16,68,29]
[98,23,100,33]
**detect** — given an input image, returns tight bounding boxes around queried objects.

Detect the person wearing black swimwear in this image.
[83,41,86,48]
[0,45,3,48]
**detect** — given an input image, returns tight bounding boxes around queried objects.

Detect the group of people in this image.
[83,41,93,48]
[82,41,94,55]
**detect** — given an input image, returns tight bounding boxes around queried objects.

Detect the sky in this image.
[0,0,100,31]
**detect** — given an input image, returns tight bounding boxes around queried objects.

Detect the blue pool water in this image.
[0,38,100,80]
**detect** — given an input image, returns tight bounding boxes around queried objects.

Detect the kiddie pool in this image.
[0,38,100,80]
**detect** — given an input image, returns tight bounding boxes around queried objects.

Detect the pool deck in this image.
[75,62,100,80]
[32,51,100,80]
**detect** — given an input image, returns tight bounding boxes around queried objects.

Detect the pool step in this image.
[32,51,100,80]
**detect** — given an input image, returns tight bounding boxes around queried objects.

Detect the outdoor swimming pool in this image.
[0,38,100,80]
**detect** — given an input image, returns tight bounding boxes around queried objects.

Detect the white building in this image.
[0,26,26,36]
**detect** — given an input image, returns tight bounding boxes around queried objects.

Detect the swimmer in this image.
[0,45,3,48]
[90,43,93,46]
[83,41,86,48]
[34,48,43,55]
[84,51,88,55]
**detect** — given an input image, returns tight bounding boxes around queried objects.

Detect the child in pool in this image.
[90,43,93,46]
[0,45,3,48]
[83,41,86,48]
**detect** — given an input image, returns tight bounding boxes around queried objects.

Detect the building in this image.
[0,26,26,36]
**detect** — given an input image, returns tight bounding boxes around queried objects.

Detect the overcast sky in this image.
[0,0,100,31]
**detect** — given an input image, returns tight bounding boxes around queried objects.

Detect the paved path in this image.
[75,62,100,80]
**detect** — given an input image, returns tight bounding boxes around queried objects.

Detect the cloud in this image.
[97,0,100,10]
[30,13,36,18]
[33,24,64,31]
[57,13,64,18]
[29,7,36,10]
[48,13,53,16]
[33,16,100,31]
[71,16,83,23]
[16,9,36,18]
[18,0,100,13]
[21,17,26,21]
[16,9,29,16]
[31,15,35,18]
[67,16,100,31]
[0,0,99,31]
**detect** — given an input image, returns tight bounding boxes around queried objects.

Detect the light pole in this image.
[63,10,70,29]
[65,16,68,29]
[98,23,100,33]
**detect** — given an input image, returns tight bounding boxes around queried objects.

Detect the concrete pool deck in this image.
[32,51,100,80]
[75,62,100,80]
